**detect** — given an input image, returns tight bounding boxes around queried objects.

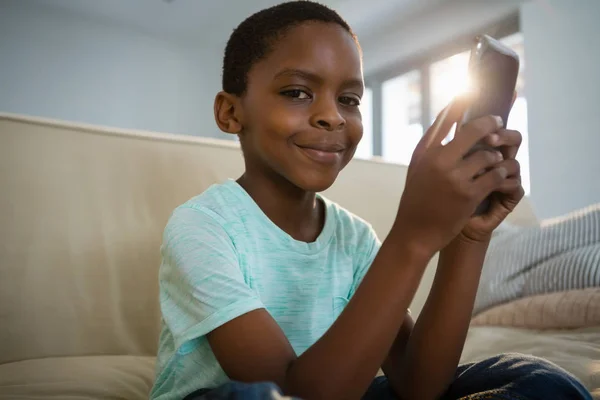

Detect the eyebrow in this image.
[274,68,364,91]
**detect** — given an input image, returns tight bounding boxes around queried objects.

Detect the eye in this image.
[281,89,311,100]
[339,95,361,107]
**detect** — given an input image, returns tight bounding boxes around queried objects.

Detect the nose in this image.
[310,97,345,131]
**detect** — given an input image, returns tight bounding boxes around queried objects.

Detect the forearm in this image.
[284,228,431,400]
[391,236,490,400]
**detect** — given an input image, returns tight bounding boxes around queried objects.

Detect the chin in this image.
[290,169,340,193]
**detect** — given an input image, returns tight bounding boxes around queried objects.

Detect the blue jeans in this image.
[183,353,592,400]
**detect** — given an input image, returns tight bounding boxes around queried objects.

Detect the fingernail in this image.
[494,116,503,128]
[490,133,500,144]
[496,151,504,161]
[498,167,508,178]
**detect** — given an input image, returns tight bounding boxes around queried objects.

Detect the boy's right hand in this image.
[393,95,506,259]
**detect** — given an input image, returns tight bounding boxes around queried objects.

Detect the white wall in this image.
[521,0,600,219]
[0,1,226,139]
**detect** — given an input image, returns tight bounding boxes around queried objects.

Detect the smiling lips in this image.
[295,142,345,164]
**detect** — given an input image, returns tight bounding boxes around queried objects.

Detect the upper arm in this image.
[160,206,296,386]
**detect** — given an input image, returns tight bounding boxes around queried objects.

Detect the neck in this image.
[237,171,324,243]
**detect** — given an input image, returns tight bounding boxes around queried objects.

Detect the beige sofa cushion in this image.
[0,356,155,400]
[0,115,246,363]
[471,288,600,329]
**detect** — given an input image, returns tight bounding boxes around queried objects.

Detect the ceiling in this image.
[24,0,448,47]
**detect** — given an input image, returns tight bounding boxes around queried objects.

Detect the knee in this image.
[481,352,562,373]
[488,353,592,399]
[496,352,569,375]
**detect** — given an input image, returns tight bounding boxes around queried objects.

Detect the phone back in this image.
[461,35,520,129]
[461,35,520,215]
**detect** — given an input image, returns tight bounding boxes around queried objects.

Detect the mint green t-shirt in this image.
[150,179,381,400]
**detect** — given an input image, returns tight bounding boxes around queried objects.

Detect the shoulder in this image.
[168,180,245,227]
[178,180,240,221]
[160,183,245,279]
[163,180,243,244]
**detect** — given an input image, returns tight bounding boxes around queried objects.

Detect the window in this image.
[429,50,471,123]
[429,50,471,145]
[382,70,422,165]
[367,28,530,194]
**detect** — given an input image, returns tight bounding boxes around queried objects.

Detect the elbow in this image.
[282,377,346,400]
[391,370,451,400]
[396,384,451,400]
[282,363,358,400]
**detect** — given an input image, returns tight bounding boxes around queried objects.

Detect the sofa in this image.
[2,113,597,399]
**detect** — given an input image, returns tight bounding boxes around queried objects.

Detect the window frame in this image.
[364,13,520,157]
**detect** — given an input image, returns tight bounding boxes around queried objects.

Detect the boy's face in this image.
[238,22,364,192]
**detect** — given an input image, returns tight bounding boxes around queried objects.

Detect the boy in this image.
[150,2,592,399]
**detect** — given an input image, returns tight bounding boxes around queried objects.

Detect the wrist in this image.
[387,224,436,266]
[452,232,491,249]
[438,234,490,271]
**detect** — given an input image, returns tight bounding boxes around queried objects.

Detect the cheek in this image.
[268,106,307,135]
[243,104,308,166]
[347,113,364,147]
[338,115,362,166]
[256,106,308,149]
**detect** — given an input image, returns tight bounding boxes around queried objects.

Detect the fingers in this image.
[413,92,473,161]
[481,129,522,159]
[496,177,523,194]
[492,178,525,215]
[474,159,521,193]
[481,129,522,148]
[446,115,503,159]
[482,182,524,221]
[461,149,504,179]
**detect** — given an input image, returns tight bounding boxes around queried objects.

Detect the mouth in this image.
[295,143,345,165]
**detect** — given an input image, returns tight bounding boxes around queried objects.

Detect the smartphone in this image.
[460,34,520,215]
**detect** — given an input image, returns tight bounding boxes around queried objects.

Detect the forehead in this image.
[251,22,363,83]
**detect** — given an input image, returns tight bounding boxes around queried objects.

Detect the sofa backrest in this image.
[0,113,539,364]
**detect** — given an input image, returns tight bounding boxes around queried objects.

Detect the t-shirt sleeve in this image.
[158,205,265,350]
[348,222,382,299]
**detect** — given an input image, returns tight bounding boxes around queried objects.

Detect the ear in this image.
[214,91,243,134]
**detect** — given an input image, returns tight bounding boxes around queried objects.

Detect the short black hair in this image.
[222,1,358,96]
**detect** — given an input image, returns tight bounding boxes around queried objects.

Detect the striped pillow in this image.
[474,203,600,315]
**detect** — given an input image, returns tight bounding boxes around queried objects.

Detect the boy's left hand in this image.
[459,127,525,243]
